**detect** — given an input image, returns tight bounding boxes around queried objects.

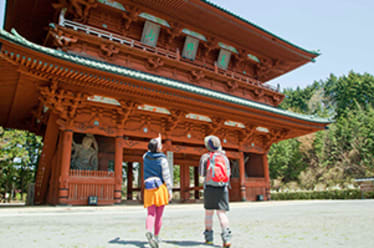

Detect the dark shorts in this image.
[204,185,230,211]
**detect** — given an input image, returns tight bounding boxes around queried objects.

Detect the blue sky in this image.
[1,0,373,89]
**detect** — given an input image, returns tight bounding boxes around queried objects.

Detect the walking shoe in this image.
[221,227,232,247]
[145,232,159,248]
[203,229,214,244]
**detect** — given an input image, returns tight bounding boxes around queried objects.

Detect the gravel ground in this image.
[0,200,373,248]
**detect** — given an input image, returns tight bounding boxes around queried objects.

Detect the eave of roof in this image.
[0,28,331,125]
[199,0,320,57]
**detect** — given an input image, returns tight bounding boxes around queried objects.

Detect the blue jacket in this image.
[143,152,167,182]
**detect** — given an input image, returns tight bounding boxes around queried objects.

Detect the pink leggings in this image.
[146,205,165,236]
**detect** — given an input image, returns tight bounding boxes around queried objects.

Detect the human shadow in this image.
[163,240,221,247]
[108,237,147,248]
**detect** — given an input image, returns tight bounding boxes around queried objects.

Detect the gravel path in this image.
[0,200,373,248]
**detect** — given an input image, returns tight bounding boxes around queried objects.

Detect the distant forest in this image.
[269,71,374,191]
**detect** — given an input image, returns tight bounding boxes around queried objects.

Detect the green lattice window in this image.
[182,36,199,60]
[217,49,231,70]
[141,21,160,47]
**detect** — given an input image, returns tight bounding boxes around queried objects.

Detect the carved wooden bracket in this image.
[39,80,87,123]
[200,37,219,62]
[253,88,264,98]
[51,29,78,50]
[264,128,289,150]
[208,117,225,135]
[100,43,120,58]
[145,56,164,70]
[117,100,137,128]
[226,80,239,92]
[121,5,141,31]
[239,124,256,145]
[272,94,282,105]
[190,70,205,82]
[167,109,187,133]
[166,22,183,45]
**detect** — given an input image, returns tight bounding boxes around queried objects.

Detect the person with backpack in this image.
[143,134,172,248]
[199,135,232,247]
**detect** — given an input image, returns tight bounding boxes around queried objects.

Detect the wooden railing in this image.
[68,169,116,204]
[68,182,114,201]
[69,169,114,177]
[60,19,278,93]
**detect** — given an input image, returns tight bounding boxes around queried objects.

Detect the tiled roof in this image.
[199,0,320,57]
[0,28,331,124]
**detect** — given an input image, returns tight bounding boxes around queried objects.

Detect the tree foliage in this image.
[269,71,374,190]
[0,127,42,202]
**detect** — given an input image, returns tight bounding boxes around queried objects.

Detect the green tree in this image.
[324,71,374,119]
[0,127,42,202]
[268,138,305,182]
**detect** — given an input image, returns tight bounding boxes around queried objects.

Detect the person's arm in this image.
[160,157,173,199]
[199,153,208,177]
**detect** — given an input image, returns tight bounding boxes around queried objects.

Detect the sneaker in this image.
[203,229,213,244]
[221,228,232,247]
[145,232,159,248]
[154,235,161,243]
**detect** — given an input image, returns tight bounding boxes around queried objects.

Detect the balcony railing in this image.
[60,19,278,92]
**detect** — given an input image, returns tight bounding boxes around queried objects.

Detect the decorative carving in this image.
[39,81,87,123]
[208,117,225,135]
[165,22,183,46]
[272,94,282,105]
[145,56,164,70]
[200,36,219,61]
[239,125,256,146]
[253,88,264,98]
[100,43,120,58]
[226,80,239,92]
[71,0,97,22]
[190,70,205,82]
[50,29,78,51]
[121,5,141,31]
[263,128,289,150]
[117,100,137,128]
[167,109,186,133]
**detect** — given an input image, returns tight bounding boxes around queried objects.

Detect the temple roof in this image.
[199,0,319,56]
[0,28,330,125]
[4,0,320,82]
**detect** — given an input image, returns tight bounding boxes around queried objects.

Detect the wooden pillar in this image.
[58,130,73,205]
[263,153,271,200]
[194,166,199,199]
[127,162,133,200]
[114,136,123,204]
[180,165,190,202]
[239,151,246,201]
[140,161,144,203]
[34,113,58,205]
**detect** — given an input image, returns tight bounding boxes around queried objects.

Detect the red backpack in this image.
[206,152,229,185]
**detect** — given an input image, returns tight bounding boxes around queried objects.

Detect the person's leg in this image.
[146,205,156,233]
[205,209,214,230]
[204,210,214,244]
[145,205,159,248]
[217,210,231,247]
[154,205,165,236]
[216,210,229,230]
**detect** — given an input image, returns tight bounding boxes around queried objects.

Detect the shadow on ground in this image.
[109,237,147,248]
[109,237,221,247]
[164,240,221,247]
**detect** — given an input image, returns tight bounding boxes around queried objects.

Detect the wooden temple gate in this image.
[0,0,330,205]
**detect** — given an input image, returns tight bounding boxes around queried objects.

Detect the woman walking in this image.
[143,134,172,248]
[199,135,232,247]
